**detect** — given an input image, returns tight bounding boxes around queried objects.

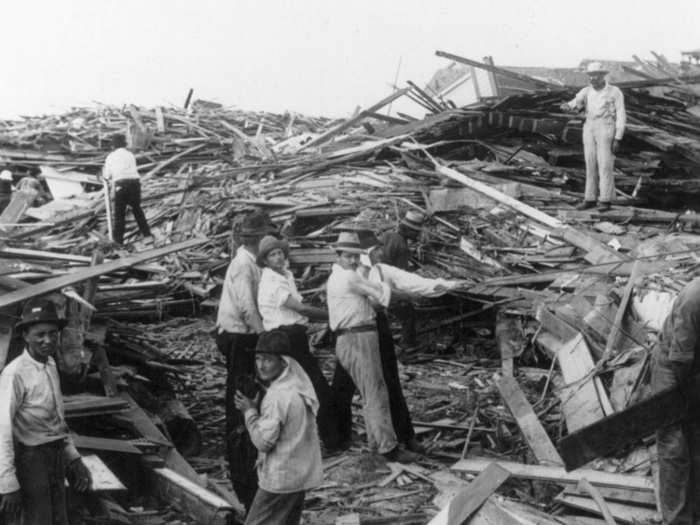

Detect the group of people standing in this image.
[215,209,464,524]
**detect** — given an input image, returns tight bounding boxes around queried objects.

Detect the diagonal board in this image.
[434,164,625,266]
[451,458,654,493]
[428,463,510,525]
[0,238,207,309]
[496,376,563,465]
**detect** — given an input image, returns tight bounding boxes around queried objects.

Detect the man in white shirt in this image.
[561,62,626,212]
[0,300,92,524]
[327,232,416,463]
[215,211,274,511]
[102,134,152,244]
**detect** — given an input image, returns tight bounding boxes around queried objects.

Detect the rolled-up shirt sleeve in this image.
[349,273,391,308]
[244,398,284,453]
[0,372,22,494]
[372,264,455,298]
[566,87,588,110]
[614,88,626,140]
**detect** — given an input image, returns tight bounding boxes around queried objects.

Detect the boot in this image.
[575,200,596,211]
[597,201,611,212]
[383,445,419,463]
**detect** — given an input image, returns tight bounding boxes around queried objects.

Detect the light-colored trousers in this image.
[335,331,397,454]
[583,119,616,203]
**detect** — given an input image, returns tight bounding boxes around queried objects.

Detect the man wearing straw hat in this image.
[215,211,275,511]
[327,232,416,462]
[560,61,626,212]
[0,299,92,525]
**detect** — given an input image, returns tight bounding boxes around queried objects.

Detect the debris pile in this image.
[2,50,700,523]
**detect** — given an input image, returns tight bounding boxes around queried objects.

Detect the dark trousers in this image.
[394,301,417,346]
[14,440,69,525]
[653,350,700,525]
[244,489,305,525]
[277,325,342,449]
[113,179,150,244]
[216,331,259,512]
[331,311,415,444]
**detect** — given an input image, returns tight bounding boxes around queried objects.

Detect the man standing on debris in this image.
[235,330,322,525]
[560,62,626,212]
[102,133,152,244]
[256,235,343,451]
[327,232,415,462]
[378,210,426,346]
[215,211,273,511]
[652,277,700,524]
[0,299,92,525]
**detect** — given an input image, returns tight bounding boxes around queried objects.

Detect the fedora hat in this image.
[334,222,379,249]
[585,61,609,75]
[15,300,67,332]
[253,330,292,356]
[240,211,276,236]
[257,235,290,266]
[400,210,426,231]
[331,232,365,254]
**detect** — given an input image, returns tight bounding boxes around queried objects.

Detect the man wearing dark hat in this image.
[215,211,273,511]
[326,232,415,463]
[235,330,322,525]
[560,62,626,212]
[103,133,152,244]
[0,300,92,524]
[376,210,426,346]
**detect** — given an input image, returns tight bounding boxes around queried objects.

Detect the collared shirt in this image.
[657,277,700,364]
[326,264,390,331]
[216,246,264,334]
[0,350,80,494]
[566,84,627,140]
[258,267,308,331]
[103,147,140,182]
[244,357,322,493]
[368,263,461,298]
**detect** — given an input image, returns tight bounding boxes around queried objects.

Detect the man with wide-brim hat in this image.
[0,299,92,524]
[560,61,626,212]
[326,232,416,462]
[215,210,275,511]
[235,330,322,525]
[255,235,343,450]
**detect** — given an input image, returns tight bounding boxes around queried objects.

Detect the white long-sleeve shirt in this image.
[0,351,80,494]
[326,264,390,331]
[258,267,308,330]
[566,84,627,140]
[103,147,140,182]
[368,263,462,298]
[216,246,264,334]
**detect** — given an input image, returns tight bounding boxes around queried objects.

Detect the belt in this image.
[335,324,376,336]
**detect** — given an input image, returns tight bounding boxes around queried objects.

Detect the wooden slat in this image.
[556,493,656,524]
[82,454,126,491]
[496,376,563,465]
[0,238,207,309]
[451,458,654,493]
[73,434,143,455]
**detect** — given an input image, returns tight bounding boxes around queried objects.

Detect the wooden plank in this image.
[151,467,234,525]
[563,485,656,507]
[427,463,510,525]
[82,454,126,491]
[450,458,654,493]
[435,50,563,90]
[577,478,619,525]
[0,188,38,234]
[558,374,700,471]
[0,306,15,371]
[73,434,142,455]
[496,376,563,466]
[434,163,624,265]
[300,88,410,150]
[556,493,657,524]
[602,262,641,361]
[0,238,207,309]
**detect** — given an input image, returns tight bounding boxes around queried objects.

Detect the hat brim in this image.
[15,317,68,332]
[587,70,609,75]
[400,220,423,231]
[331,244,365,254]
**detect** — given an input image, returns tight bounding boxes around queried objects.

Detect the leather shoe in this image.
[575,201,596,210]
[597,202,611,212]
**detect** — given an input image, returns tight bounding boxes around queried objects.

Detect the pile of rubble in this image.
[2,49,700,523]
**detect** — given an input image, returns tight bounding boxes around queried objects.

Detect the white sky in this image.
[3,0,699,119]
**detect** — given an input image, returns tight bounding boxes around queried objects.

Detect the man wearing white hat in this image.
[0,170,13,214]
[327,232,416,463]
[560,61,626,212]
